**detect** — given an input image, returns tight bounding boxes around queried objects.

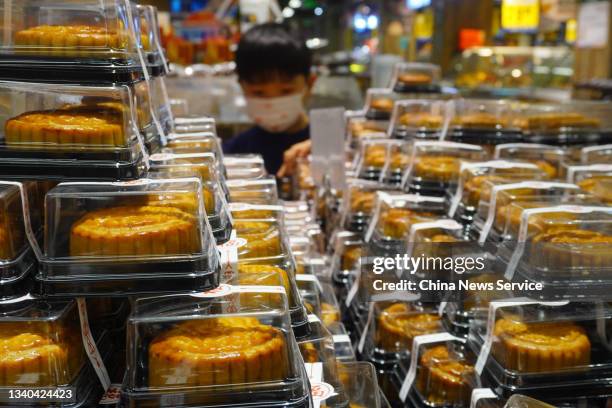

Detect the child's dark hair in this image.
[236,23,312,83]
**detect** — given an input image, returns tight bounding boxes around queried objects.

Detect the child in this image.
[222,23,313,176]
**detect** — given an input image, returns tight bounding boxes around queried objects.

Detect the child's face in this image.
[240,74,312,133]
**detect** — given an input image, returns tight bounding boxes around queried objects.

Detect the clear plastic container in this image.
[574,143,612,164]
[122,284,311,407]
[0,80,147,179]
[148,152,232,243]
[224,154,267,180]
[503,395,556,408]
[366,192,447,245]
[230,203,283,222]
[402,141,487,197]
[361,301,443,364]
[0,0,148,84]
[403,335,476,408]
[469,301,612,399]
[514,101,612,146]
[147,76,172,136]
[137,4,167,74]
[565,164,612,204]
[327,322,356,362]
[164,132,223,160]
[227,178,279,205]
[364,88,398,121]
[390,62,442,94]
[0,296,107,406]
[37,178,220,296]
[496,204,612,299]
[388,99,450,141]
[356,139,410,184]
[448,160,550,224]
[448,99,522,151]
[472,180,587,244]
[0,183,36,299]
[338,361,388,408]
[341,179,387,234]
[493,143,565,179]
[347,117,387,146]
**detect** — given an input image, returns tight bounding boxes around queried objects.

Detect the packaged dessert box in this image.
[563,164,612,203]
[388,99,450,141]
[170,99,189,117]
[347,116,388,147]
[359,301,443,366]
[448,160,549,225]
[227,178,279,205]
[224,154,267,180]
[447,99,522,151]
[493,143,565,179]
[401,141,487,197]
[146,76,173,138]
[355,139,410,184]
[503,395,556,408]
[340,179,388,234]
[0,183,37,299]
[122,284,311,408]
[37,177,220,296]
[164,132,223,159]
[574,143,612,164]
[514,100,612,146]
[469,301,612,399]
[230,202,283,222]
[471,180,588,244]
[0,0,149,84]
[496,204,612,299]
[0,297,107,406]
[364,88,399,121]
[0,80,147,180]
[389,62,442,94]
[365,192,447,246]
[137,4,167,75]
[147,153,232,243]
[396,334,475,408]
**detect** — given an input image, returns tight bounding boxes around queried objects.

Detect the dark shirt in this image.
[222,125,309,175]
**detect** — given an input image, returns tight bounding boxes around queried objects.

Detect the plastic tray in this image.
[389,99,449,141]
[390,62,442,94]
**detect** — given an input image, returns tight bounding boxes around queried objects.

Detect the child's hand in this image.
[277,139,312,178]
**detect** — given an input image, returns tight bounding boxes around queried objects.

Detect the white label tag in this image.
[399,332,461,402]
[345,270,361,307]
[296,274,324,293]
[308,314,322,323]
[470,388,497,408]
[217,231,242,281]
[332,334,352,344]
[305,362,335,408]
[77,298,111,391]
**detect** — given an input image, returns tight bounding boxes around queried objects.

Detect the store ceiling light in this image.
[314,6,323,15]
[289,0,302,8]
[282,6,295,17]
[367,15,378,29]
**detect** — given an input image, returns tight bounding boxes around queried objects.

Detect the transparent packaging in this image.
[566,164,612,204]
[514,101,612,146]
[122,283,311,407]
[448,160,549,224]
[148,152,232,243]
[0,297,90,398]
[366,192,447,245]
[0,183,35,298]
[402,141,487,197]
[504,395,555,408]
[0,0,147,83]
[469,301,612,398]
[164,132,223,160]
[356,139,410,184]
[293,156,315,201]
[337,361,388,408]
[38,178,220,296]
[390,62,442,94]
[347,117,387,146]
[407,337,475,408]
[493,143,565,179]
[362,301,443,362]
[472,180,590,244]
[327,322,356,362]
[389,100,450,141]
[575,144,612,164]
[448,99,522,151]
[137,4,166,72]
[0,80,146,179]
[364,88,399,121]
[224,154,267,180]
[147,76,172,136]
[496,204,612,298]
[227,178,279,205]
[341,179,387,234]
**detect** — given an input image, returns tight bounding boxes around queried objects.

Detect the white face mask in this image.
[245,92,305,133]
